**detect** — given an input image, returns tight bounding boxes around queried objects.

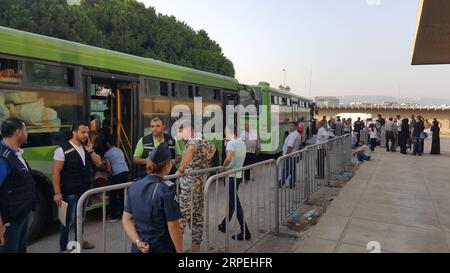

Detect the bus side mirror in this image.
[252,88,262,106]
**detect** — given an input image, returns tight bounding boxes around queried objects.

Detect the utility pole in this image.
[309,70,312,98]
[283,69,286,89]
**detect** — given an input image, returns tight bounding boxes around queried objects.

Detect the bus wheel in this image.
[28,186,49,243]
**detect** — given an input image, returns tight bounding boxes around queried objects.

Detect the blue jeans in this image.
[221,177,249,234]
[59,194,88,251]
[413,137,423,155]
[357,153,371,162]
[0,215,29,253]
[282,157,298,188]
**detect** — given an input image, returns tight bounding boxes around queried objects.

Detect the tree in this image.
[0,0,235,77]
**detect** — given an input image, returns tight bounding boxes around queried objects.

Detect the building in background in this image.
[315,96,340,107]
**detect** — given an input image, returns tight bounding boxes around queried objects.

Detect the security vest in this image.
[141,134,176,160]
[137,134,176,178]
[0,144,36,223]
[60,141,92,195]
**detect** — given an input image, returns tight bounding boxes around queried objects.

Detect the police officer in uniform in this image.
[0,118,36,253]
[133,117,180,178]
[123,142,183,253]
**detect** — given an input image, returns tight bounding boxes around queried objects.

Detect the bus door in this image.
[223,91,239,130]
[222,91,238,161]
[112,83,136,167]
[86,75,138,168]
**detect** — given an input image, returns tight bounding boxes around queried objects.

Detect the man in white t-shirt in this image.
[283,122,301,156]
[280,122,301,188]
[219,125,250,241]
[315,121,328,179]
[52,121,104,253]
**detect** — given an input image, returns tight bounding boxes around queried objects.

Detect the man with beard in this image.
[133,117,180,178]
[52,121,103,252]
[0,118,36,253]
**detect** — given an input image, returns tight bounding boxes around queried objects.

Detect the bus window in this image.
[146,79,169,97]
[239,90,256,107]
[196,86,214,101]
[0,58,20,84]
[141,96,171,136]
[213,89,221,101]
[24,62,75,88]
[172,83,194,99]
[0,89,83,147]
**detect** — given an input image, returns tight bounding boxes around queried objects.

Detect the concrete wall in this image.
[317,108,450,134]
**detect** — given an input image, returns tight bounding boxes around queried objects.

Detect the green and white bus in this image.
[0,26,314,240]
[243,82,315,156]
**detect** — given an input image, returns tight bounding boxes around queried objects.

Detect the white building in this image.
[315,96,340,107]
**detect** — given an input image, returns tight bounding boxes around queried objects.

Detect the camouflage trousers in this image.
[179,175,206,245]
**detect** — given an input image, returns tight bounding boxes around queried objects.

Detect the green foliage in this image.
[0,0,235,77]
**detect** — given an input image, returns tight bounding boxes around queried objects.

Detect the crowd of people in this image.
[308,114,442,164]
[0,111,443,254]
[330,114,442,163]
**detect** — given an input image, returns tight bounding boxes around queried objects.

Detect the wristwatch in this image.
[135,239,142,245]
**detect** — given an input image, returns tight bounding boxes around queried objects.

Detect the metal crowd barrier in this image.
[75,166,222,253]
[274,134,352,231]
[73,135,353,253]
[359,130,369,145]
[203,160,276,253]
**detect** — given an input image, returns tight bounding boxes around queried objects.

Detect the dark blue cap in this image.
[150,142,171,163]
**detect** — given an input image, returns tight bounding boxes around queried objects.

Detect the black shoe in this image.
[232,232,252,241]
[218,223,226,233]
[278,180,283,189]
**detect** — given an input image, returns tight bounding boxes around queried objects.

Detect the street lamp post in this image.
[283,69,286,89]
[309,70,312,98]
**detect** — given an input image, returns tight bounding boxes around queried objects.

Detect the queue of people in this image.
[354,114,441,157]
[316,114,442,165]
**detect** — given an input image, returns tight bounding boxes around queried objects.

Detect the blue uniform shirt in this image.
[124,175,181,253]
[0,141,15,187]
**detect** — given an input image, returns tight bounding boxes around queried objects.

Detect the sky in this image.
[141,0,450,100]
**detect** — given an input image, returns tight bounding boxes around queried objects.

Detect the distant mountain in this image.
[336,96,450,106]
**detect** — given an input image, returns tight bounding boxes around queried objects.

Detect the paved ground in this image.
[295,137,450,253]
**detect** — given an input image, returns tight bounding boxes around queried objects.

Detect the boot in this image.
[184,244,201,253]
